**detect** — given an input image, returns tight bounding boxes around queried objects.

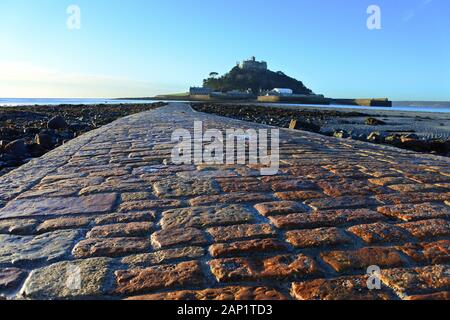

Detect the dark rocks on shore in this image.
[0,102,167,176]
[4,139,27,156]
[191,103,450,157]
[35,134,54,150]
[365,118,386,126]
[289,119,321,133]
[47,116,68,130]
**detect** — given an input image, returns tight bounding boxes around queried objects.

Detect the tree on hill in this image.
[203,66,313,95]
[209,72,219,78]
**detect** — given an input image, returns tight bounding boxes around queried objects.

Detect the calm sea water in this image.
[0,98,159,106]
[1,98,450,114]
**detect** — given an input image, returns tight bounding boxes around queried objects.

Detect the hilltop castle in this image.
[237,56,267,71]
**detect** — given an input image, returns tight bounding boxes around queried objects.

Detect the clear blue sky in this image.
[0,0,449,100]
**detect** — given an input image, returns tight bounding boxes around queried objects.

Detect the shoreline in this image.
[0,102,166,176]
[191,103,450,157]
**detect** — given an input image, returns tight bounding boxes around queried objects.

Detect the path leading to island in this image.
[0,103,449,300]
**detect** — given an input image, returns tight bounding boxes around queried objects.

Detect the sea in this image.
[1,98,450,114]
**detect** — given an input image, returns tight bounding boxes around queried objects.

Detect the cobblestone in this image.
[397,219,450,239]
[122,247,205,268]
[207,224,276,242]
[115,261,205,295]
[0,230,80,266]
[286,227,353,248]
[377,203,450,221]
[348,222,411,244]
[37,217,91,233]
[209,254,321,282]
[0,194,118,219]
[321,247,408,272]
[160,205,254,229]
[0,268,27,291]
[87,222,154,238]
[380,265,450,297]
[270,209,384,229]
[292,276,393,300]
[0,103,448,300]
[72,237,151,258]
[209,238,287,257]
[254,201,310,216]
[20,258,114,299]
[397,240,450,264]
[126,286,288,300]
[151,227,208,249]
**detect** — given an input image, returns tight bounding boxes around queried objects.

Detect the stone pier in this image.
[0,103,448,300]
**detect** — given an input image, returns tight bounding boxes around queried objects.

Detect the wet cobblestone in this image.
[0,103,448,300]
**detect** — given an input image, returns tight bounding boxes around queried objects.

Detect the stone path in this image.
[0,103,449,300]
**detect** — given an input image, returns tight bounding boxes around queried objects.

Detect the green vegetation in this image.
[203,66,313,95]
[155,92,190,98]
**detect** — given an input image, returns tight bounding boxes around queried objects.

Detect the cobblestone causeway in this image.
[0,103,449,300]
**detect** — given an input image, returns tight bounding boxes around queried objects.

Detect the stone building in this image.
[238,56,268,71]
[189,87,213,95]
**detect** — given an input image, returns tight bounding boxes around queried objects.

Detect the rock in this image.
[399,138,429,151]
[127,286,288,300]
[23,127,40,135]
[26,143,46,157]
[47,116,68,130]
[367,132,383,142]
[0,268,27,291]
[333,130,349,139]
[35,134,54,149]
[0,193,118,219]
[0,230,81,266]
[402,133,419,140]
[0,219,38,235]
[0,140,10,148]
[385,134,402,144]
[4,139,27,156]
[20,258,114,299]
[289,119,321,132]
[115,261,205,295]
[365,118,386,126]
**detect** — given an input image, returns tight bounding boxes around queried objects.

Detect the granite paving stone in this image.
[114,261,205,295]
[380,265,450,297]
[160,205,255,230]
[72,237,151,258]
[0,268,27,291]
[126,286,288,300]
[292,276,393,300]
[347,222,412,244]
[207,224,276,242]
[209,254,322,282]
[0,230,81,266]
[151,227,208,249]
[0,103,448,300]
[208,238,287,257]
[122,247,205,268]
[20,258,114,299]
[377,203,450,221]
[285,227,353,248]
[396,240,450,264]
[0,194,118,219]
[321,247,408,273]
